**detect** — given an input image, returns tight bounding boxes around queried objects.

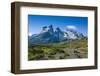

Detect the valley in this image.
[28,38,88,60]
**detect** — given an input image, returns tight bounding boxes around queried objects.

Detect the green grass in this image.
[28,38,88,60]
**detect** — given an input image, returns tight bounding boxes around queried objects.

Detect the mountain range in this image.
[28,25,85,46]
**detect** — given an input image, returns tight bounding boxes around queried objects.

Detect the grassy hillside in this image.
[28,38,88,60]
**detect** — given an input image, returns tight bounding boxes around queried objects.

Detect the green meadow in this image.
[28,38,88,60]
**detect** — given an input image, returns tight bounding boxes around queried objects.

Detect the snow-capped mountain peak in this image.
[28,25,85,45]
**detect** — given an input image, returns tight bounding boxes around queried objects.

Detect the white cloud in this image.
[66,25,77,30]
[28,33,32,36]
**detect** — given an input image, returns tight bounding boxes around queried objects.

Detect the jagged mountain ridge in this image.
[28,25,84,45]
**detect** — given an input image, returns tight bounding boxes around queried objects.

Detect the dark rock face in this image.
[48,25,54,34]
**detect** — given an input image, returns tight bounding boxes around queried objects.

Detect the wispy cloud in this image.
[28,33,32,36]
[66,25,77,30]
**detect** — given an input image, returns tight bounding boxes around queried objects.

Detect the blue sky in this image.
[28,15,88,36]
